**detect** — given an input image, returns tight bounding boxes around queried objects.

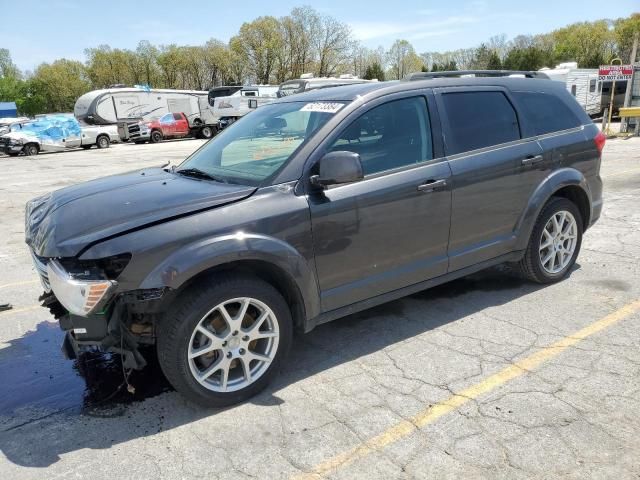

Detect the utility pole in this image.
[621,32,639,133]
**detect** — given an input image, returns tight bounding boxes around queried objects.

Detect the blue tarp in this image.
[18,115,81,141]
[0,102,17,117]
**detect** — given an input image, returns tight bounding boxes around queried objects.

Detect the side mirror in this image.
[310,151,364,188]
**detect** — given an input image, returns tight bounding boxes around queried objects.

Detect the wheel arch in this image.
[515,168,592,251]
[96,133,110,144]
[139,233,321,332]
[174,259,308,333]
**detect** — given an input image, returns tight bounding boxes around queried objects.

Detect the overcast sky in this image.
[2,0,638,72]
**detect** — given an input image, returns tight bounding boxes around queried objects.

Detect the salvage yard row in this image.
[1,137,639,479]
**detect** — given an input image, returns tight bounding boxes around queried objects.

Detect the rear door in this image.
[435,87,545,271]
[308,93,452,311]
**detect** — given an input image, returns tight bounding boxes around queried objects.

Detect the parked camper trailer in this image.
[208,86,244,106]
[540,63,602,116]
[74,87,213,126]
[213,85,279,129]
[277,74,378,98]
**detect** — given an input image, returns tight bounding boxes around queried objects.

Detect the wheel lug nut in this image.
[226,352,232,358]
[239,348,245,355]
[232,331,238,336]
[222,341,227,347]
[242,335,249,341]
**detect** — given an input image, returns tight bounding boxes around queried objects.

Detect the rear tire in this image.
[516,197,583,284]
[156,275,293,407]
[23,143,39,156]
[96,135,110,149]
[150,130,163,143]
[200,126,214,139]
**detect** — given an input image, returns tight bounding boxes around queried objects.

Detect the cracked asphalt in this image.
[0,136,639,479]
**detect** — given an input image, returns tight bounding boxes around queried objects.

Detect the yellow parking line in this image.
[0,305,41,316]
[293,299,640,479]
[0,279,39,289]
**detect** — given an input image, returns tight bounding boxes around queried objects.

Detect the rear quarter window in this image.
[441,91,521,155]
[513,91,582,136]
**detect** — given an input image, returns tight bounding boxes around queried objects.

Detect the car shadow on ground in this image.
[0,265,574,467]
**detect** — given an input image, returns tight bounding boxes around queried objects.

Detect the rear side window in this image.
[441,91,520,155]
[173,113,182,121]
[513,91,582,136]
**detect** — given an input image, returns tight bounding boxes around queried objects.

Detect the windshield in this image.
[177,101,344,186]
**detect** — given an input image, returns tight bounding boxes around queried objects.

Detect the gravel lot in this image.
[0,136,639,479]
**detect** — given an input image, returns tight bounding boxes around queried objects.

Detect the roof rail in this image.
[405,70,550,80]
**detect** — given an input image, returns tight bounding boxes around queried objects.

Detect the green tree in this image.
[614,13,640,62]
[552,20,615,67]
[30,59,90,113]
[487,51,502,70]
[231,16,283,84]
[363,62,385,80]
[387,40,423,79]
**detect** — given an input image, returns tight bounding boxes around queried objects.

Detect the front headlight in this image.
[47,259,116,316]
[9,139,23,146]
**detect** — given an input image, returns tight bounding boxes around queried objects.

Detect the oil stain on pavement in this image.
[0,321,171,428]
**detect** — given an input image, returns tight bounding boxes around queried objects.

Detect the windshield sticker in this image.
[300,102,343,113]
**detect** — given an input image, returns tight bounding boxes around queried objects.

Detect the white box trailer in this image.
[74,87,211,126]
[539,63,602,116]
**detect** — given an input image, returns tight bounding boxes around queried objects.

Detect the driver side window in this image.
[328,97,432,176]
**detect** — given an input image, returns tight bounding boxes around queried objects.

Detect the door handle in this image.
[417,178,447,192]
[521,154,544,165]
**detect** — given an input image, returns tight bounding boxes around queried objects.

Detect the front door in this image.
[159,113,175,137]
[308,95,452,312]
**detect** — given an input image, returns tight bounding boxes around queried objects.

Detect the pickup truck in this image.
[0,115,119,156]
[124,112,215,144]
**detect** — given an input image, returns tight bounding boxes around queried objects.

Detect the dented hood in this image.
[26,167,256,258]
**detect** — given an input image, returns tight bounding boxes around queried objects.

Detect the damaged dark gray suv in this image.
[26,72,605,406]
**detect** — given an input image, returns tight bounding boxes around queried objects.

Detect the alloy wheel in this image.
[187,297,279,392]
[539,210,578,274]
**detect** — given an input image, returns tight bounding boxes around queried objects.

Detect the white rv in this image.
[277,74,378,98]
[74,87,213,126]
[213,85,279,129]
[539,63,602,116]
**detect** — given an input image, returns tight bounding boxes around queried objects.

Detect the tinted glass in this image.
[513,91,581,135]
[328,97,432,175]
[441,91,520,155]
[172,113,182,120]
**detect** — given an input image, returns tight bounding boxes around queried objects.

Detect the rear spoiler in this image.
[405,70,550,80]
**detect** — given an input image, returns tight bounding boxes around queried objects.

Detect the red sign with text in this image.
[598,65,634,81]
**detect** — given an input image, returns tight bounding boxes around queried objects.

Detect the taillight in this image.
[594,131,606,154]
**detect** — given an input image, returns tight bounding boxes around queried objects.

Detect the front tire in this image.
[517,197,583,284]
[150,130,163,143]
[23,143,39,156]
[157,275,293,407]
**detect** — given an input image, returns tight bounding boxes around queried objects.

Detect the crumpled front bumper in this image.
[1,144,23,154]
